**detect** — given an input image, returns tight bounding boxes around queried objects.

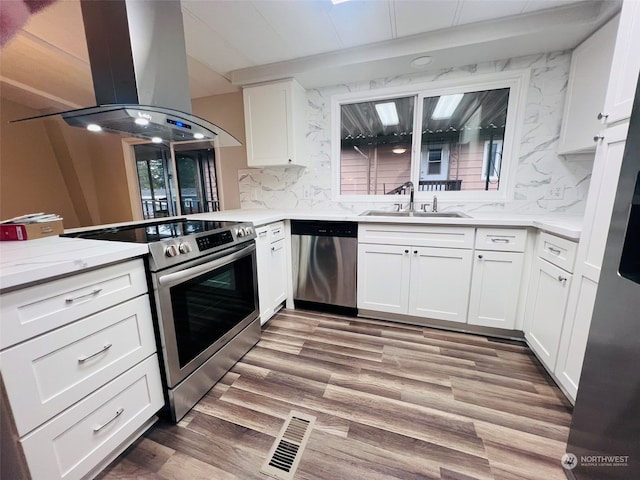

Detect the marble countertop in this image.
[187,209,583,240]
[0,236,149,291]
[0,208,582,291]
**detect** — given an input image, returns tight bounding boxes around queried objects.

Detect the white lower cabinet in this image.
[0,259,163,480]
[256,222,288,325]
[21,355,163,480]
[525,257,573,370]
[357,243,410,315]
[357,243,471,322]
[408,247,472,323]
[468,251,524,329]
[555,274,598,400]
[0,295,157,436]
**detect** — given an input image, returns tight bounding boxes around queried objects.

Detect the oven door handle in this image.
[157,243,255,288]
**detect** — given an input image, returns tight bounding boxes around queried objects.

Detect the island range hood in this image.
[14,0,240,147]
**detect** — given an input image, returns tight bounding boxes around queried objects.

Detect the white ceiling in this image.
[0,0,617,114]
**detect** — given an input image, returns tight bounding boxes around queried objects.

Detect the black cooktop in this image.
[62,219,240,243]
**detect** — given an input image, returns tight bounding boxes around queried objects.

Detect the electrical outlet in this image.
[251,188,259,201]
[546,185,565,200]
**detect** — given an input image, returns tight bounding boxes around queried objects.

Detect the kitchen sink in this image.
[359,210,470,218]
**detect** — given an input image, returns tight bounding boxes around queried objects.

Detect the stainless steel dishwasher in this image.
[291,221,357,312]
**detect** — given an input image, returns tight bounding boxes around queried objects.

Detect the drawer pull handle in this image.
[78,343,112,363]
[93,407,124,433]
[66,288,102,303]
[548,246,561,255]
[558,275,567,284]
[490,238,510,243]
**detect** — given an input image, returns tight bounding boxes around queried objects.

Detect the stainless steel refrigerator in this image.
[564,75,640,479]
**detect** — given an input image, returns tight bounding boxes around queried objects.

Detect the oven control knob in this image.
[245,227,253,236]
[178,242,192,254]
[237,228,246,237]
[165,244,179,257]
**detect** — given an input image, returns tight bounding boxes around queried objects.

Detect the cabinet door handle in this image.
[490,237,510,243]
[597,112,608,120]
[593,135,604,142]
[557,275,567,284]
[413,250,418,254]
[93,408,124,433]
[478,254,483,259]
[65,288,102,303]
[78,343,112,363]
[548,246,561,255]
[404,249,409,254]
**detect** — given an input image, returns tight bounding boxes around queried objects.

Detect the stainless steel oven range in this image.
[63,219,260,421]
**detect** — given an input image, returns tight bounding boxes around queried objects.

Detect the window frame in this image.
[331,70,530,203]
[481,139,504,182]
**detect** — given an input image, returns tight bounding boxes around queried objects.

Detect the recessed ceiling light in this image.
[86,124,102,132]
[375,102,400,126]
[411,56,432,68]
[392,147,407,154]
[432,93,464,120]
[151,137,163,144]
[331,0,351,4]
[134,118,150,126]
[193,133,205,139]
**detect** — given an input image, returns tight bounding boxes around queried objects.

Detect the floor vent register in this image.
[260,411,316,479]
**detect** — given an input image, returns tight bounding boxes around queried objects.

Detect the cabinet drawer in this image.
[0,259,148,349]
[537,232,577,272]
[475,228,527,252]
[269,221,285,242]
[21,354,163,480]
[358,224,474,249]
[1,295,156,436]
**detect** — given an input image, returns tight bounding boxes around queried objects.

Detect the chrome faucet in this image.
[403,181,415,211]
[432,195,438,213]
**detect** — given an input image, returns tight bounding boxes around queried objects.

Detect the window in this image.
[133,141,220,219]
[339,96,413,195]
[332,71,527,201]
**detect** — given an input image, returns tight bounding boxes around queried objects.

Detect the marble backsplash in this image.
[238,50,593,216]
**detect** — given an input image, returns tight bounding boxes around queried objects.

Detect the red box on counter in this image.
[0,220,64,241]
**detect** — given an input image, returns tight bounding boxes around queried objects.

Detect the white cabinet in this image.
[525,233,577,373]
[357,243,410,315]
[525,257,573,370]
[602,0,640,125]
[21,355,163,480]
[0,259,163,480]
[256,222,288,324]
[408,247,472,323]
[243,79,308,167]
[554,123,628,402]
[557,15,618,154]
[468,251,524,330]
[357,224,473,323]
[468,228,527,330]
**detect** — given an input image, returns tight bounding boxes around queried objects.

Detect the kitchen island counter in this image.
[0,236,149,291]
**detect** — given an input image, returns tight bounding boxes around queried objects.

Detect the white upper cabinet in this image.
[602,0,640,125]
[557,15,618,154]
[243,78,308,167]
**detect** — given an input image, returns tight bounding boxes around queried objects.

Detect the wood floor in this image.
[97,309,573,480]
